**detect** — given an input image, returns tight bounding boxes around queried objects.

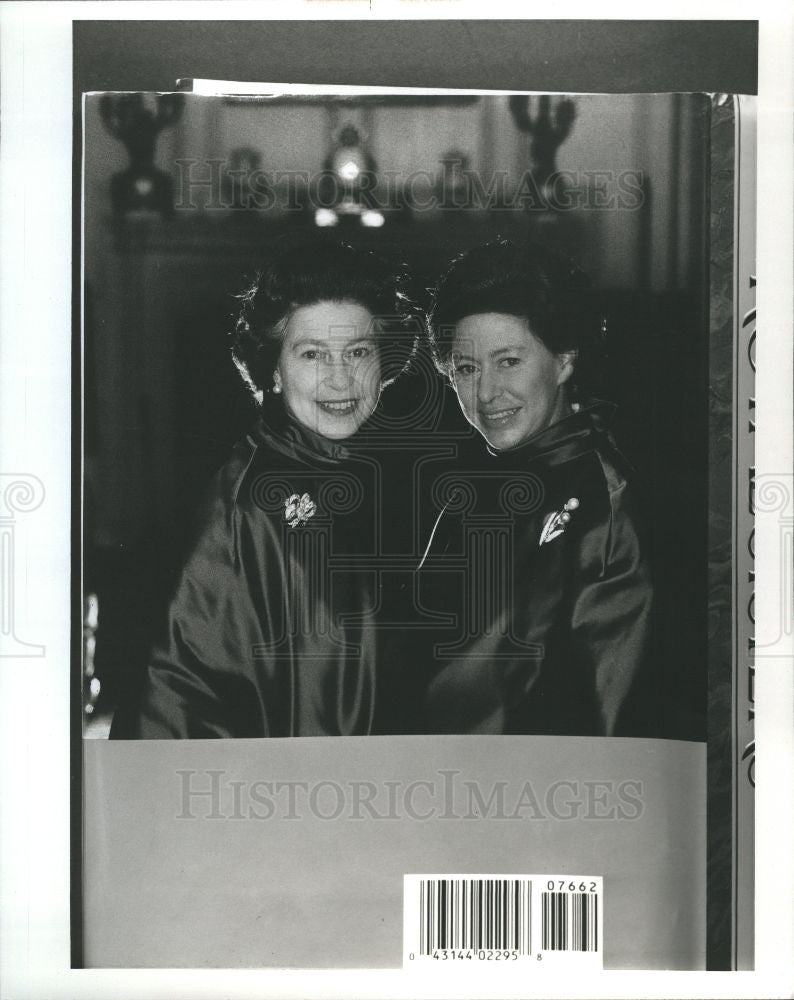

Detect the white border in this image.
[753,0,794,979]
[0,2,791,998]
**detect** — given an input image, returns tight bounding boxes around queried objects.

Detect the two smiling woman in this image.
[114,238,653,739]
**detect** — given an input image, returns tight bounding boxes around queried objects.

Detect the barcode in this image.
[404,874,603,967]
[418,878,532,955]
[541,891,598,952]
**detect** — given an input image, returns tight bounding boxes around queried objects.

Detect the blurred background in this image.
[82,91,710,736]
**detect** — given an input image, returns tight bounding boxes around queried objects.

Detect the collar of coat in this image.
[252,405,350,467]
[486,398,619,469]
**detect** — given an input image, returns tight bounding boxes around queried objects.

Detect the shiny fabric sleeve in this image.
[114,488,272,739]
[570,479,654,736]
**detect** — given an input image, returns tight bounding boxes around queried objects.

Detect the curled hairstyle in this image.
[231,238,419,400]
[427,239,604,391]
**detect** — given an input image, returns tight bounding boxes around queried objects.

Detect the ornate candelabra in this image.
[508,94,576,197]
[99,93,185,217]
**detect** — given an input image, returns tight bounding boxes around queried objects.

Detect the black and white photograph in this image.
[80,79,744,970]
[84,88,709,745]
[1,8,792,1000]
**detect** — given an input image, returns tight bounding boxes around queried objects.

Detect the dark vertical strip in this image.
[488,880,493,948]
[513,881,519,951]
[441,879,452,948]
[496,879,501,949]
[440,879,447,950]
[516,881,526,955]
[477,879,483,950]
[559,894,565,951]
[666,93,683,291]
[483,879,488,950]
[637,176,653,291]
[470,881,475,951]
[502,880,508,950]
[707,94,738,971]
[70,23,84,970]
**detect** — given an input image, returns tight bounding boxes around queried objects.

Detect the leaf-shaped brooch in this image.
[284,492,317,528]
[539,497,580,546]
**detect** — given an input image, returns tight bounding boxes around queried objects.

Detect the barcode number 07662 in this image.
[548,881,597,893]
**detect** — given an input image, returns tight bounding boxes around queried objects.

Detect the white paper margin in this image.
[0,2,791,999]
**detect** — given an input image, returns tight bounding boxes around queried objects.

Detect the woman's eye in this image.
[499,356,521,368]
[348,346,370,359]
[454,364,476,377]
[301,349,320,360]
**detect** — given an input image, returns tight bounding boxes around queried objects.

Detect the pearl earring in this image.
[273,373,282,395]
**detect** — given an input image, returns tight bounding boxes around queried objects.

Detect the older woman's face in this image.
[450,312,573,451]
[277,300,381,440]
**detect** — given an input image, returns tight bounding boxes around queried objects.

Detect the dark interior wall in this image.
[74,20,758,94]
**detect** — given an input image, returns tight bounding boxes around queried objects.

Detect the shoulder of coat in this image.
[553,447,630,524]
[595,449,630,498]
[228,434,265,511]
[186,435,261,528]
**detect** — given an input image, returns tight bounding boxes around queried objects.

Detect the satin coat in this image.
[114,413,402,738]
[410,400,654,736]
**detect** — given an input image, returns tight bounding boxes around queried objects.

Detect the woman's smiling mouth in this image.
[479,406,521,426]
[317,399,359,416]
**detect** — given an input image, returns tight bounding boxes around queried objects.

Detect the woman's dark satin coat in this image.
[112,413,396,738]
[113,399,655,739]
[411,400,655,736]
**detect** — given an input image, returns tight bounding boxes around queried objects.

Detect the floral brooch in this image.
[539,497,580,546]
[284,492,317,528]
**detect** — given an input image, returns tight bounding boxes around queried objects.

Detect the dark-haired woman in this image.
[413,239,657,737]
[112,240,417,738]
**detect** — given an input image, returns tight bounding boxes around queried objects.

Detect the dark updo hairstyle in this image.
[231,237,418,402]
[427,239,604,395]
